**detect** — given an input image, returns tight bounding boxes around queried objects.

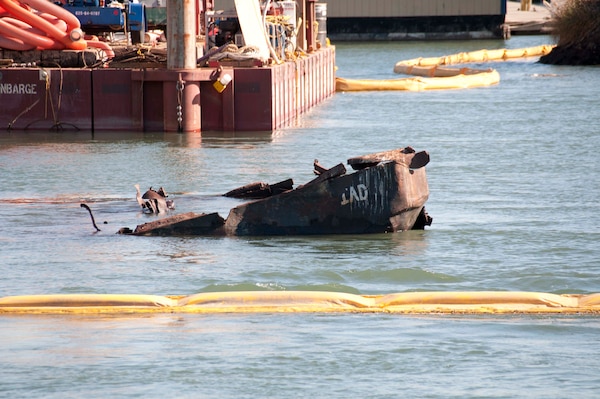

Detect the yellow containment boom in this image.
[335,45,555,92]
[335,70,501,92]
[1,291,599,315]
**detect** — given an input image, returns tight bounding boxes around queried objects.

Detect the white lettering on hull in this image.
[341,183,368,205]
[0,83,37,95]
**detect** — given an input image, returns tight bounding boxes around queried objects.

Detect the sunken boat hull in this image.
[224,157,429,235]
[124,147,431,236]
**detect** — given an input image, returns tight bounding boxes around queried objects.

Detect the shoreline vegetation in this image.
[540,0,600,65]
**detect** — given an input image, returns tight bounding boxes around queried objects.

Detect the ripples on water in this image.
[1,35,600,398]
[2,314,600,398]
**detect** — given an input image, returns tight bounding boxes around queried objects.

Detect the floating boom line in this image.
[336,45,555,92]
[1,290,600,315]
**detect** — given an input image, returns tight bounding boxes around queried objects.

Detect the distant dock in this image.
[504,0,553,35]
[309,0,553,41]
[324,0,507,41]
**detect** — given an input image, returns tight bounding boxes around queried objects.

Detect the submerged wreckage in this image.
[119,147,432,236]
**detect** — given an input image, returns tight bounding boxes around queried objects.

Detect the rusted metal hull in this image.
[123,147,431,237]
[224,158,428,235]
[124,212,226,236]
[0,47,335,132]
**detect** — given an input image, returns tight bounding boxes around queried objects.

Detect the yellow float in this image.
[336,45,555,92]
[1,291,599,315]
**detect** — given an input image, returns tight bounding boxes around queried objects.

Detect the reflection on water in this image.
[2,313,600,398]
[200,130,275,147]
[244,230,428,256]
[0,129,276,149]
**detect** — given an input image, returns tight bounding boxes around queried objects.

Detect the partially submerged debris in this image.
[223,178,294,199]
[134,184,175,214]
[80,203,101,232]
[121,148,432,236]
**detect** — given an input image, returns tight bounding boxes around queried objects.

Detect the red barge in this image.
[0,0,335,132]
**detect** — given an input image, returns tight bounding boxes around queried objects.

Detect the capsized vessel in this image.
[119,147,432,236]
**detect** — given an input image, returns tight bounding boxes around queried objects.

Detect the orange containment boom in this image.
[1,291,600,315]
[0,0,113,57]
[335,45,555,92]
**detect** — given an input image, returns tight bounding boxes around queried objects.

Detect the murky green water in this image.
[1,35,599,398]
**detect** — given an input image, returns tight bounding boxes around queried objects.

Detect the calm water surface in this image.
[1,35,600,398]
